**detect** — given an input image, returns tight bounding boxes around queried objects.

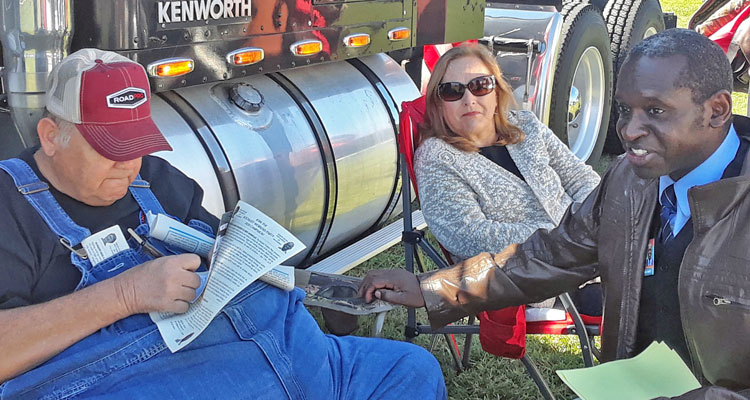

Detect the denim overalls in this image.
[0,158,446,400]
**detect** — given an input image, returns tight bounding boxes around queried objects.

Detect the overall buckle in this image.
[59,237,88,259]
[17,181,49,195]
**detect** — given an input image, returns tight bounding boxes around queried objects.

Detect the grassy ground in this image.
[314,240,590,400]
[308,2,749,399]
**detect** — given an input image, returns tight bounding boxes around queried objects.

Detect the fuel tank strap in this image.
[267,72,337,268]
[346,58,402,231]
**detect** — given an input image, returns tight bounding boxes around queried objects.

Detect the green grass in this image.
[316,239,590,399]
[308,1,749,398]
[663,0,700,28]
[320,229,594,399]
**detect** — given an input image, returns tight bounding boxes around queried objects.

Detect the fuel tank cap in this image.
[230,83,263,112]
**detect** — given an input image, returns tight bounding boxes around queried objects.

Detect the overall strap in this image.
[0,158,91,246]
[129,174,167,216]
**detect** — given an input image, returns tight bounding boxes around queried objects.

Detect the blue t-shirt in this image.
[0,148,219,309]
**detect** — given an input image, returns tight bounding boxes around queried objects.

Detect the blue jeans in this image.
[2,284,446,400]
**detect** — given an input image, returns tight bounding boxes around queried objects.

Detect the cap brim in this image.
[77,117,172,162]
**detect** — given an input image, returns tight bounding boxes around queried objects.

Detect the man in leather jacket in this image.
[361,29,750,399]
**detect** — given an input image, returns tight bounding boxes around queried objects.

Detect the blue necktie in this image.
[659,184,677,243]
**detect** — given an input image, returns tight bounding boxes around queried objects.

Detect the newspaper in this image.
[149,201,305,352]
[147,212,296,292]
[261,265,296,290]
[296,270,393,315]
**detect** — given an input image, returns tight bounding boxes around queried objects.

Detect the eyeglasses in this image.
[437,75,496,102]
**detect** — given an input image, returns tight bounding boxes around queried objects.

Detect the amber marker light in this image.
[227,48,265,66]
[147,58,194,77]
[343,33,371,48]
[388,27,411,41]
[290,39,323,56]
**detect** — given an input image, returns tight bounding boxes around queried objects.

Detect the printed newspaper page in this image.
[146,212,296,292]
[150,201,305,352]
[259,265,296,291]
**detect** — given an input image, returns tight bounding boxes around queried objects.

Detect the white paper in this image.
[81,225,129,266]
[147,212,215,258]
[258,265,295,291]
[147,213,296,292]
[150,201,304,352]
[191,267,289,301]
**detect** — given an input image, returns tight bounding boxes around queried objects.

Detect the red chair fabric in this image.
[478,307,528,359]
[398,97,425,197]
[526,313,602,335]
[707,4,750,53]
[399,97,528,359]
[423,41,479,73]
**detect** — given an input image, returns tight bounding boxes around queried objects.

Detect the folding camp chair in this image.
[398,96,601,400]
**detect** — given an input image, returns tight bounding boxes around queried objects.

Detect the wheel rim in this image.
[567,46,605,161]
[643,27,658,40]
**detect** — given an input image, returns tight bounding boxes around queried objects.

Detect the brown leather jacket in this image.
[419,117,750,397]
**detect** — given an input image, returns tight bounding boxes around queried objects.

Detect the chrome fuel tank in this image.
[151,54,419,266]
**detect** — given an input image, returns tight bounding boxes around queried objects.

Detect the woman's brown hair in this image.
[420,44,524,152]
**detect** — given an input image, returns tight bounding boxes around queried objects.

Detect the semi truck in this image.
[0,0,669,272]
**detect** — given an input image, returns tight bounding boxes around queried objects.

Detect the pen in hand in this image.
[128,228,165,258]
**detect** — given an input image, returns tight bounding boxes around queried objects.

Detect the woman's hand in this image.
[358,269,426,308]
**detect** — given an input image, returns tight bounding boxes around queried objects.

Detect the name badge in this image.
[81,225,130,266]
[644,238,655,277]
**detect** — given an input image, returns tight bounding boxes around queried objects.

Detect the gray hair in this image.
[41,109,73,147]
[622,28,733,104]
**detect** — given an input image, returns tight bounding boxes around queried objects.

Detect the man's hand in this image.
[358,269,426,308]
[113,254,202,315]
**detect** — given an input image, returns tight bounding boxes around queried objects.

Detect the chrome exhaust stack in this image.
[0,0,72,147]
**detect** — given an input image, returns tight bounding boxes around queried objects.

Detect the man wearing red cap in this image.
[0,49,446,399]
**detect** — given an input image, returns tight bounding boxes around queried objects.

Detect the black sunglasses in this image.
[437,75,496,102]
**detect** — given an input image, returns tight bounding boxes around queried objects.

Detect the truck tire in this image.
[603,0,665,153]
[549,2,613,165]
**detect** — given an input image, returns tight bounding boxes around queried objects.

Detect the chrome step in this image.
[308,210,426,275]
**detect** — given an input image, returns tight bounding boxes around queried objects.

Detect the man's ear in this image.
[707,90,732,129]
[36,117,60,156]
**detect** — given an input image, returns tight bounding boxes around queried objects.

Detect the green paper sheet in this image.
[556,342,701,400]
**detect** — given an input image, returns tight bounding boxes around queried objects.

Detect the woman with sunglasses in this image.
[416,44,601,313]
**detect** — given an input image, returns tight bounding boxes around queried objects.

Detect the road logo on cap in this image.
[106,87,147,109]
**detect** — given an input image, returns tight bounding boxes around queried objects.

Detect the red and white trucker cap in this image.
[45,48,172,161]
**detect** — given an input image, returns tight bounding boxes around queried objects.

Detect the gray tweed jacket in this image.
[415,110,601,260]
